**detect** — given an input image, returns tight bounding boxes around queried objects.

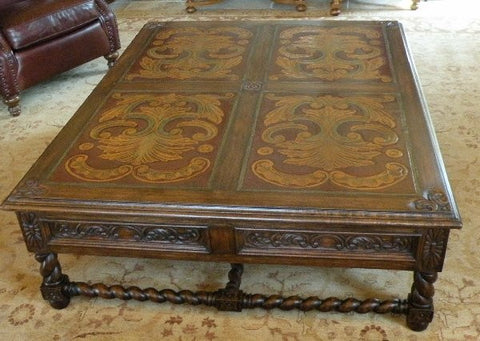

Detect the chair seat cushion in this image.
[0,0,101,50]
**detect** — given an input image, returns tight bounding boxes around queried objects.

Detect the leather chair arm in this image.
[94,0,121,54]
[0,31,19,99]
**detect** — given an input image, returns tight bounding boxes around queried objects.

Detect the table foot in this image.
[35,253,71,309]
[295,0,307,12]
[406,271,437,331]
[105,51,119,68]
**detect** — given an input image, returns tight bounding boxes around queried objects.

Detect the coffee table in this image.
[2,20,461,331]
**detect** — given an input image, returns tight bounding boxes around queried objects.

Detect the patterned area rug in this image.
[1,0,479,339]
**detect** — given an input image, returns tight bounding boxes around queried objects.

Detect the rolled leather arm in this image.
[94,0,121,54]
[0,31,19,100]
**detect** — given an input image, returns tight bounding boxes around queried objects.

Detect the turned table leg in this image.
[186,0,197,13]
[294,0,306,12]
[35,253,71,309]
[407,271,437,331]
[214,263,245,312]
[330,0,341,16]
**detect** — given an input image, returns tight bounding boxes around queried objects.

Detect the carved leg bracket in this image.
[214,263,244,312]
[35,253,71,309]
[407,271,437,331]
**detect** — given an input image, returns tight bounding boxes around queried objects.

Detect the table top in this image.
[3,20,461,228]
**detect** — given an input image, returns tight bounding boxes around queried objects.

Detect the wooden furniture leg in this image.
[4,96,20,117]
[105,51,119,68]
[35,253,71,309]
[30,256,435,331]
[186,0,197,13]
[331,0,420,15]
[330,0,341,16]
[407,271,437,331]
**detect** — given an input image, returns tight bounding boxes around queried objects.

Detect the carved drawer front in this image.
[46,220,211,253]
[235,228,417,259]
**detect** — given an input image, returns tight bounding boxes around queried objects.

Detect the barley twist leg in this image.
[35,253,71,309]
[407,271,437,331]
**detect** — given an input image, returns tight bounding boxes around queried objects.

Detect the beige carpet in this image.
[1,0,479,339]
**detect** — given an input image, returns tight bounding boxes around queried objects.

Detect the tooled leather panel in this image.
[0,32,19,100]
[94,0,121,53]
[0,0,100,50]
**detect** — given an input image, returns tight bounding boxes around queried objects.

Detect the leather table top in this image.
[3,20,461,228]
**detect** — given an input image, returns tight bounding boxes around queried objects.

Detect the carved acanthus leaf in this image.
[50,222,206,246]
[243,231,412,253]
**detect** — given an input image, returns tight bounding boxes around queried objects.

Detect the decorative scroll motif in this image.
[126,26,253,80]
[251,94,408,190]
[412,189,451,211]
[13,178,48,197]
[65,93,231,183]
[49,222,207,245]
[18,212,44,251]
[241,230,413,253]
[421,229,449,270]
[271,26,392,82]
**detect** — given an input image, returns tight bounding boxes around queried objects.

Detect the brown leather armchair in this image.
[0,0,121,116]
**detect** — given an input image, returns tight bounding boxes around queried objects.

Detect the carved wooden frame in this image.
[16,210,449,331]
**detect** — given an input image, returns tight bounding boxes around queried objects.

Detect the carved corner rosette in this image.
[411,189,451,212]
[17,212,48,252]
[12,178,48,198]
[242,80,263,91]
[418,228,449,272]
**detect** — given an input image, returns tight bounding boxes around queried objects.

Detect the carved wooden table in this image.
[2,20,461,331]
[330,0,421,16]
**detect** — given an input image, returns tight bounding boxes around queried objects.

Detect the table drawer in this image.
[235,227,419,261]
[44,218,211,254]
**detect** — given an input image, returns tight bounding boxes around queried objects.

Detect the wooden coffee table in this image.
[2,20,461,331]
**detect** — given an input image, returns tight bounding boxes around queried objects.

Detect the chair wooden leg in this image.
[105,51,119,68]
[4,95,20,117]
